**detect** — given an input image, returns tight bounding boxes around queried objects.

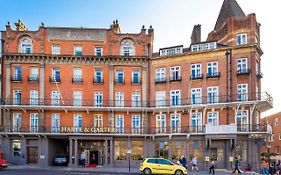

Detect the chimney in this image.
[191,24,201,44]
[110,19,121,33]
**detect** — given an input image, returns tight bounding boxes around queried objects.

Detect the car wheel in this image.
[175,169,183,175]
[144,168,152,175]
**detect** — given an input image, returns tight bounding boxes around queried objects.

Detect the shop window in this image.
[189,141,203,160]
[131,141,144,160]
[12,140,21,157]
[235,141,247,161]
[155,141,169,159]
[171,141,186,160]
[114,141,127,160]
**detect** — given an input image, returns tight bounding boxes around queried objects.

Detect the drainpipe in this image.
[225,49,232,125]
[0,39,4,127]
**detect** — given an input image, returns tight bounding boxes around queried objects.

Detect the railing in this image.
[72,76,83,83]
[169,76,182,82]
[49,76,61,83]
[0,92,273,108]
[131,80,141,85]
[115,79,124,84]
[11,75,22,82]
[155,78,166,83]
[237,69,251,75]
[256,72,263,78]
[190,74,204,80]
[28,75,39,82]
[0,124,268,134]
[93,78,104,84]
[206,72,220,78]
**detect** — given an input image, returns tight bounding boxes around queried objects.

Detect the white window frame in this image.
[237,58,248,72]
[170,90,181,106]
[30,67,39,80]
[156,114,166,133]
[94,91,103,107]
[13,90,21,105]
[170,66,181,81]
[115,115,124,133]
[73,114,82,132]
[191,64,201,78]
[236,110,249,131]
[120,39,135,56]
[191,112,203,132]
[94,46,103,56]
[191,88,202,104]
[170,113,181,133]
[155,68,166,82]
[156,91,166,107]
[237,33,248,45]
[132,115,141,134]
[132,92,141,107]
[73,68,82,79]
[52,45,60,55]
[30,113,38,133]
[237,84,248,101]
[207,112,219,125]
[94,114,103,128]
[51,67,60,81]
[115,92,124,107]
[94,69,103,83]
[132,70,140,84]
[74,45,82,56]
[73,91,82,106]
[13,113,21,132]
[51,114,60,133]
[19,37,32,54]
[115,69,124,83]
[207,62,218,76]
[51,91,60,106]
[30,90,38,106]
[207,86,219,104]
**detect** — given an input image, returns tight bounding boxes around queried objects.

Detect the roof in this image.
[214,0,246,31]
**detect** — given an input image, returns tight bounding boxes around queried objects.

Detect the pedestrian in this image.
[181,155,187,169]
[209,159,215,174]
[191,156,199,172]
[232,157,241,174]
[80,152,86,167]
[276,160,281,175]
[261,159,270,174]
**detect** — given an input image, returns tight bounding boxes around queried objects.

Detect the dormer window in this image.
[19,37,32,54]
[120,39,135,56]
[237,33,247,45]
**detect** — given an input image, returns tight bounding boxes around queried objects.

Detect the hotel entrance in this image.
[78,140,105,166]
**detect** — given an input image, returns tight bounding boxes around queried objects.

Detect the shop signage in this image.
[60,127,116,133]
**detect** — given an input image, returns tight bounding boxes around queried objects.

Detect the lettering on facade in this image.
[60,127,116,133]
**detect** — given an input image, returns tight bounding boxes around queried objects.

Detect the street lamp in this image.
[127,149,131,172]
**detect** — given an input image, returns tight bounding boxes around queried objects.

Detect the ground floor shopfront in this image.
[0,134,262,171]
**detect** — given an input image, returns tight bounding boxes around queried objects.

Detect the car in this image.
[53,155,68,166]
[0,153,7,169]
[140,158,187,175]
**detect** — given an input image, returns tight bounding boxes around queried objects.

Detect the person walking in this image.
[232,157,241,174]
[191,156,199,172]
[261,159,270,174]
[181,155,187,169]
[80,152,86,167]
[209,159,215,174]
[276,160,281,175]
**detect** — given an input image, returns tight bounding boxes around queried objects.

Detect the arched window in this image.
[120,39,135,56]
[19,37,32,54]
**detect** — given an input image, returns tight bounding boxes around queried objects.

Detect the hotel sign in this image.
[60,127,116,133]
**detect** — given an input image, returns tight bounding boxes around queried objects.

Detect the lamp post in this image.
[127,149,131,172]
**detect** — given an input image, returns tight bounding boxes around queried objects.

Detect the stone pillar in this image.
[39,112,45,132]
[186,140,190,161]
[168,140,172,160]
[104,140,108,165]
[109,112,114,128]
[109,65,114,107]
[5,63,11,99]
[74,139,78,167]
[127,138,131,165]
[110,140,113,166]
[68,139,73,167]
[38,137,49,167]
[39,64,45,102]
[4,111,11,131]
[141,66,147,107]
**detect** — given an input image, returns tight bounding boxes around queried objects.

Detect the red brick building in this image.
[0,0,273,171]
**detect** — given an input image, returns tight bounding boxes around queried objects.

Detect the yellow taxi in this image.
[140,158,187,175]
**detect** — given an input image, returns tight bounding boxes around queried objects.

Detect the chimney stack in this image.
[191,24,201,44]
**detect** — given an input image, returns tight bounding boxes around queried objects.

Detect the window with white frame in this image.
[120,39,135,56]
[13,113,21,132]
[170,66,181,81]
[208,112,219,125]
[237,58,248,73]
[191,88,202,104]
[236,110,248,131]
[237,84,248,101]
[191,64,202,78]
[12,140,21,157]
[155,68,166,82]
[30,113,38,133]
[29,67,38,81]
[207,86,219,104]
[73,68,82,82]
[156,114,166,133]
[13,66,22,81]
[170,113,181,133]
[159,46,183,56]
[51,91,60,106]
[116,115,124,133]
[95,46,103,56]
[115,92,124,107]
[94,92,103,107]
[132,70,140,84]
[191,42,217,52]
[30,90,38,105]
[170,90,181,106]
[94,69,103,83]
[52,45,60,55]
[237,33,247,45]
[73,114,82,132]
[156,91,166,107]
[132,92,141,107]
[51,67,60,82]
[13,90,21,105]
[207,62,218,76]
[191,112,202,132]
[19,37,32,54]
[74,46,82,56]
[115,69,124,83]
[51,114,60,133]
[132,115,141,134]
[94,114,103,128]
[73,91,82,106]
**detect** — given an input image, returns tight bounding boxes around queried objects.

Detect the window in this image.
[237,84,248,101]
[30,113,38,133]
[158,159,173,165]
[94,114,103,128]
[13,66,22,81]
[73,91,82,106]
[170,113,181,133]
[171,141,186,160]
[94,46,103,56]
[73,114,82,132]
[155,68,166,82]
[274,118,279,126]
[132,115,141,134]
[170,90,181,106]
[156,114,166,133]
[115,69,124,84]
[29,67,39,81]
[51,68,60,82]
[114,141,127,160]
[73,68,82,82]
[191,112,202,132]
[191,64,202,79]
[208,112,219,125]
[191,88,202,104]
[156,91,166,107]
[207,62,219,77]
[74,46,82,56]
[94,69,103,83]
[94,92,103,107]
[52,45,60,55]
[51,91,60,106]
[155,142,169,159]
[120,39,135,56]
[12,140,21,157]
[30,90,38,105]
[237,58,248,73]
[191,42,217,52]
[19,37,32,54]
[235,141,248,161]
[170,66,181,81]
[131,141,144,160]
[159,46,183,56]
[132,92,141,107]
[237,33,247,45]
[13,90,21,105]
[115,92,124,107]
[51,114,60,133]
[236,110,248,132]
[132,70,140,84]
[189,141,203,161]
[207,86,219,103]
[116,115,124,133]
[13,113,21,132]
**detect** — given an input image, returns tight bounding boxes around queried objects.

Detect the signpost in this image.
[127,149,132,172]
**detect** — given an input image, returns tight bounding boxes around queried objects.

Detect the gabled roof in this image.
[214,0,246,31]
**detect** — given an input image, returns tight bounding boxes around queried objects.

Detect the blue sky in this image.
[1,0,281,116]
